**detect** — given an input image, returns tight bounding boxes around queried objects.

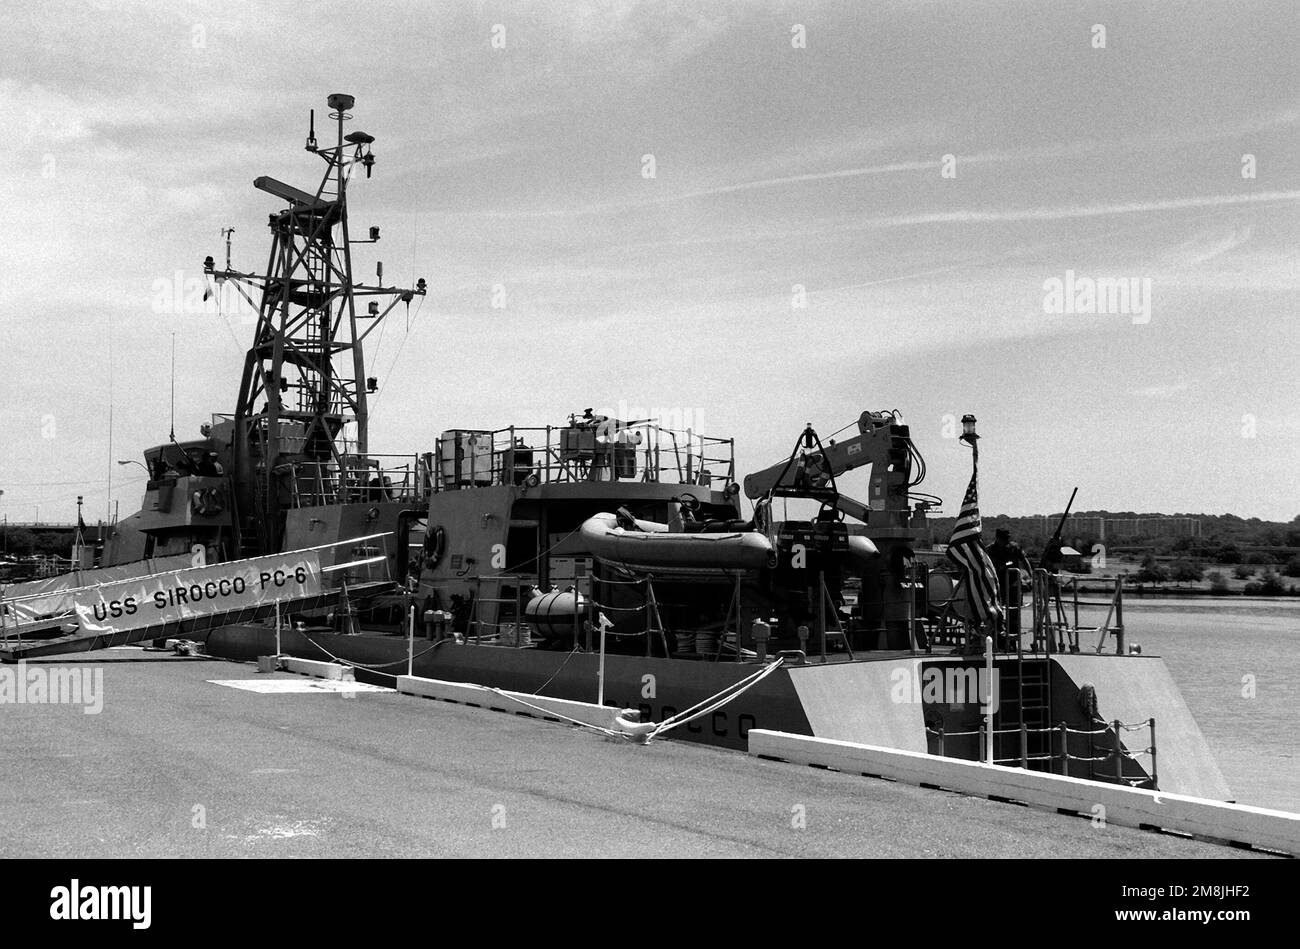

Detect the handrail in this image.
[430,422,736,492]
[1026,569,1125,655]
[912,565,1125,657]
[288,454,430,508]
[265,424,737,502]
[927,715,1157,789]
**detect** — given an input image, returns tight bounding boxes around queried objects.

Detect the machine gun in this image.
[1041,486,1079,571]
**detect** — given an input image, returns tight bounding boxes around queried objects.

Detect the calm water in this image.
[1118,597,1299,811]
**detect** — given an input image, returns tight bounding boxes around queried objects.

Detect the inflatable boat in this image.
[579,512,776,575]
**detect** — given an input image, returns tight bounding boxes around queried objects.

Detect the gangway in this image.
[0,535,398,662]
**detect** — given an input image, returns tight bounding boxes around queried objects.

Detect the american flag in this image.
[946,461,1004,628]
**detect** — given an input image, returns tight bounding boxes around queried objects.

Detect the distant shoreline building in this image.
[920,513,1204,550]
[1025,515,1202,540]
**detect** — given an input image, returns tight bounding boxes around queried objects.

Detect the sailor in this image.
[988,528,1031,643]
[989,529,1031,591]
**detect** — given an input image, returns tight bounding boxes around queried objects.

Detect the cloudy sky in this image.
[1,0,1297,527]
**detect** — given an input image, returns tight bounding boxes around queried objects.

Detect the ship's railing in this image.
[585,573,681,657]
[926,717,1157,789]
[464,572,541,645]
[921,568,1126,656]
[455,570,681,657]
[1031,571,1126,655]
[28,555,76,580]
[289,454,432,508]
[432,423,735,492]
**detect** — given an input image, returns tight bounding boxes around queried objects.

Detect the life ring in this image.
[425,525,447,567]
[191,487,224,517]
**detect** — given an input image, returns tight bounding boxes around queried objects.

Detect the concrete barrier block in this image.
[748,729,1300,856]
[283,657,354,681]
[396,675,625,730]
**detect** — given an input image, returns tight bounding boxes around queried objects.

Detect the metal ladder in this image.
[999,657,1052,769]
[817,573,854,659]
[234,472,265,558]
[470,575,520,643]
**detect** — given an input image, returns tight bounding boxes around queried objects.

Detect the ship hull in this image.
[206,625,813,747]
[203,625,1232,801]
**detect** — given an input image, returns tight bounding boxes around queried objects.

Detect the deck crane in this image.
[742,410,928,531]
[737,411,938,652]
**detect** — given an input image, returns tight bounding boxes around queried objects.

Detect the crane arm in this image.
[832,492,872,524]
[742,411,912,507]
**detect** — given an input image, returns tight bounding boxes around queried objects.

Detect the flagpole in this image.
[985,634,994,764]
[597,615,608,707]
[952,415,1002,655]
[961,416,978,659]
[407,603,415,677]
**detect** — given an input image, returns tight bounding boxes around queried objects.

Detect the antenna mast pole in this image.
[201,94,426,556]
[107,311,114,522]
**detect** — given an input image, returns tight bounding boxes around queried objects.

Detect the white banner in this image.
[74,551,323,636]
[2,553,195,623]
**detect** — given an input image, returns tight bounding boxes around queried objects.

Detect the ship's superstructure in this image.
[411,410,932,660]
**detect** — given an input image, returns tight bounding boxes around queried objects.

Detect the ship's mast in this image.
[204,93,425,554]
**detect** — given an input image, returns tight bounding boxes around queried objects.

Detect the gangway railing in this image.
[0,533,399,661]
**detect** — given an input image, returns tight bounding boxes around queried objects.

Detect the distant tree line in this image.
[930,512,1300,556]
[926,511,1300,592]
[0,528,71,558]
